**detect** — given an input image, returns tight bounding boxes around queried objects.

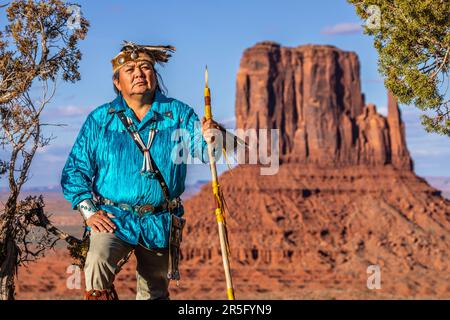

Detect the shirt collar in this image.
[110,89,170,129]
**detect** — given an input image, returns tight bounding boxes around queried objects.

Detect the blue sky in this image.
[1,0,449,188]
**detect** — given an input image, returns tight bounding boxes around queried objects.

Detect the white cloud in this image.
[41,154,67,163]
[321,22,362,35]
[217,116,236,129]
[411,148,450,157]
[377,105,387,116]
[53,105,91,117]
[364,78,384,84]
[35,144,71,156]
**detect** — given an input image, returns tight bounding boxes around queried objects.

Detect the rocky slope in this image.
[180,42,449,299]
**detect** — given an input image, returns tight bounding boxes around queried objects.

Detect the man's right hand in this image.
[86,210,117,233]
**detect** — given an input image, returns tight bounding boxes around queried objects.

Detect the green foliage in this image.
[348,0,450,136]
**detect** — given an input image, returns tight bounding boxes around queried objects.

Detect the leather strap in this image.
[167,214,185,282]
[116,111,172,205]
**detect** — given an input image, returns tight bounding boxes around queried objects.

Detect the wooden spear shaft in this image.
[204,66,235,300]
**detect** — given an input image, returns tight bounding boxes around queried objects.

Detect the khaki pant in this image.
[84,232,170,300]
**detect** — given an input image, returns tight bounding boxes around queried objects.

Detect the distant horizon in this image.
[0,175,449,192]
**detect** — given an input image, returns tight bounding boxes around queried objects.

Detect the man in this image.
[61,41,220,300]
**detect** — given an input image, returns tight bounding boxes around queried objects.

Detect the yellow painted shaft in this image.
[204,87,212,120]
[204,78,235,300]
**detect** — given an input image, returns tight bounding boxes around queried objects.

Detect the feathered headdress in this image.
[111,40,176,73]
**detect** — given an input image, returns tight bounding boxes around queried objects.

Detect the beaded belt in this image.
[96,196,182,216]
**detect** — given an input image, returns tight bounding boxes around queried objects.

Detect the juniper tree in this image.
[0,0,89,300]
[348,0,450,135]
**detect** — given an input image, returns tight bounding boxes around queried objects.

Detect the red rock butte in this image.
[235,42,412,169]
[181,42,450,299]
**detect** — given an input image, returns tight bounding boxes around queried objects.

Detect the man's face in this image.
[114,60,156,97]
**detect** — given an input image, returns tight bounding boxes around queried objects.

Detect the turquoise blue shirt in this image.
[60,90,209,249]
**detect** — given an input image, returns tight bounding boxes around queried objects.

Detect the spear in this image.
[204,66,235,300]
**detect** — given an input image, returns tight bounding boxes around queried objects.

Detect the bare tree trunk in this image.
[0,144,19,299]
[0,215,18,300]
[0,181,20,300]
